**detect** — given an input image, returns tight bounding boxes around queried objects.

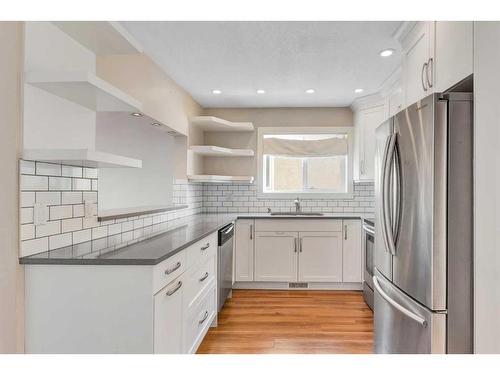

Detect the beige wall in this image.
[0,21,24,353]
[198,107,353,177]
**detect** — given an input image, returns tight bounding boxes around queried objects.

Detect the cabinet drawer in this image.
[186,232,217,269]
[255,219,342,232]
[184,254,217,311]
[153,250,186,295]
[184,282,216,354]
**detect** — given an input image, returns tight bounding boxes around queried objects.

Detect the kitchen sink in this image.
[270,212,324,216]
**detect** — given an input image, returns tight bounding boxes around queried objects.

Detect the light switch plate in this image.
[33,202,48,226]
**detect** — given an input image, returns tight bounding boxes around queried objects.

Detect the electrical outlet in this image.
[33,202,48,226]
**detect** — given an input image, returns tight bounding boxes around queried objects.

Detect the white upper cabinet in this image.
[434,21,473,92]
[353,102,387,181]
[401,21,435,107]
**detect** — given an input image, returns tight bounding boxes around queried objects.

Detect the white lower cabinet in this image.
[254,231,298,282]
[239,219,363,287]
[298,232,343,282]
[342,220,363,283]
[234,219,254,281]
[154,274,185,354]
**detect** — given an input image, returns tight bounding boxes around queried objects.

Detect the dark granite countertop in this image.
[19,213,371,266]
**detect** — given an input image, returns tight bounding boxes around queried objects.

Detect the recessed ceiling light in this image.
[379,49,395,57]
[354,88,364,94]
[151,122,162,127]
[256,89,266,94]
[305,89,315,94]
[212,89,222,95]
[131,112,143,117]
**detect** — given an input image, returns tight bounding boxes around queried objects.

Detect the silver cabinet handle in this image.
[166,281,182,296]
[362,224,375,236]
[299,237,303,252]
[199,272,209,282]
[294,237,298,253]
[426,57,433,88]
[344,224,348,240]
[360,160,365,175]
[198,310,209,325]
[223,225,234,235]
[200,243,210,251]
[373,276,427,327]
[250,224,253,240]
[421,62,428,91]
[164,261,181,275]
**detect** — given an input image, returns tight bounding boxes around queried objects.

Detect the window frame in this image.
[257,127,354,199]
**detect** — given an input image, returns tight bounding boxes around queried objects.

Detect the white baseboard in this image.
[232,281,363,291]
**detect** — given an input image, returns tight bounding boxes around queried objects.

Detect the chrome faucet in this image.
[294,197,301,213]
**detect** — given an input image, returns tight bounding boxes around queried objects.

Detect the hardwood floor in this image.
[197,289,374,354]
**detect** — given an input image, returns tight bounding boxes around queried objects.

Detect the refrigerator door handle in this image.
[392,146,402,241]
[373,276,427,327]
[383,133,397,255]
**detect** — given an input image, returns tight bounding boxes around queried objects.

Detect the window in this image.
[258,128,353,198]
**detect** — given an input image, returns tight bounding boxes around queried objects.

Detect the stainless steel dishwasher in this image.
[217,222,234,312]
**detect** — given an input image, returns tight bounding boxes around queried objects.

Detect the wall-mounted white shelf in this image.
[188,175,254,184]
[98,204,188,221]
[52,21,143,55]
[23,149,142,168]
[190,116,254,132]
[97,112,185,138]
[25,70,143,112]
[189,145,254,157]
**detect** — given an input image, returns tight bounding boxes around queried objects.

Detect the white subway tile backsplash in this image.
[49,205,73,220]
[108,223,122,236]
[61,218,83,233]
[82,217,99,229]
[49,177,72,191]
[72,178,91,191]
[91,226,108,240]
[35,220,61,238]
[20,207,34,224]
[36,191,61,206]
[21,224,35,241]
[62,191,83,205]
[36,162,61,176]
[49,233,72,250]
[20,192,36,207]
[22,237,48,256]
[61,165,83,178]
[21,175,48,191]
[20,160,36,175]
[72,229,92,244]
[91,180,98,191]
[83,168,98,179]
[83,191,97,203]
[73,204,85,217]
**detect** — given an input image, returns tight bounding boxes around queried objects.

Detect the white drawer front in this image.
[254,219,343,232]
[184,254,217,311]
[153,250,186,295]
[186,232,217,269]
[184,282,216,354]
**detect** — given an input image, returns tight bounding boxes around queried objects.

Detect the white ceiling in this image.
[122,21,403,108]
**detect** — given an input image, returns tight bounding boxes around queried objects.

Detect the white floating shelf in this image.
[25,70,143,112]
[52,21,143,55]
[190,116,254,132]
[97,112,185,137]
[98,204,189,221]
[188,175,254,183]
[189,145,254,157]
[23,149,142,168]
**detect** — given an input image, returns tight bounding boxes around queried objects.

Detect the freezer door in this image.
[392,94,447,310]
[373,270,446,354]
[373,120,393,280]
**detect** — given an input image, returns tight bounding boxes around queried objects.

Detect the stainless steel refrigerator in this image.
[373,93,473,354]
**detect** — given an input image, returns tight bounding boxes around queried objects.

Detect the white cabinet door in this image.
[402,21,435,106]
[154,274,185,354]
[254,231,298,282]
[434,21,473,92]
[298,232,343,282]
[342,220,362,283]
[234,219,254,282]
[357,104,386,181]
